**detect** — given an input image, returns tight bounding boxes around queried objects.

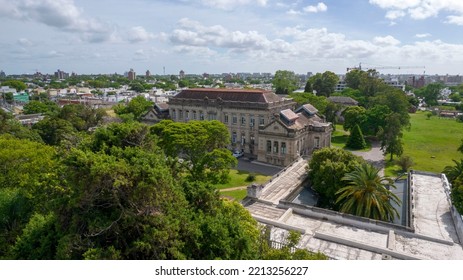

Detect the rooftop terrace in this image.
[243,159,463,260]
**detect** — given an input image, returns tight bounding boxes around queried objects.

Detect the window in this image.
[200,111,204,120]
[232,132,237,143]
[232,114,237,124]
[241,114,246,125]
[314,137,320,148]
[266,140,272,153]
[224,114,229,123]
[172,109,176,120]
[281,142,286,154]
[208,113,216,121]
[250,136,255,145]
[273,141,279,153]
[185,110,189,121]
[259,116,265,126]
[179,110,183,120]
[241,134,246,145]
[192,111,197,120]
[250,115,255,127]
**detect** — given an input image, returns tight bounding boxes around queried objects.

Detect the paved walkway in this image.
[351,142,385,176]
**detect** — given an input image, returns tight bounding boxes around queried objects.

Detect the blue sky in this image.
[1,0,463,76]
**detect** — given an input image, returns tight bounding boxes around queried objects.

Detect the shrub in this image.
[396,155,414,172]
[245,173,256,182]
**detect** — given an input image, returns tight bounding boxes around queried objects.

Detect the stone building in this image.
[168,88,331,166]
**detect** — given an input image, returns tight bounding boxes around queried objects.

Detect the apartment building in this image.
[168,88,332,166]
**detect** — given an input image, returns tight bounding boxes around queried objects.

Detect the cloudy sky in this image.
[1,0,463,75]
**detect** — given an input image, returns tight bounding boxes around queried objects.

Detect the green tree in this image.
[33,117,76,146]
[342,106,367,132]
[308,71,339,97]
[272,70,299,95]
[414,83,443,106]
[23,100,59,115]
[307,147,364,209]
[364,105,391,136]
[0,109,43,142]
[443,159,463,185]
[114,95,153,120]
[1,80,27,91]
[346,124,366,150]
[152,120,237,184]
[336,163,400,222]
[378,113,404,161]
[345,69,364,89]
[289,92,329,112]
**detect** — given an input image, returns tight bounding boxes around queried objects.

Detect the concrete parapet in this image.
[278,208,293,223]
[252,214,306,234]
[247,183,263,199]
[314,231,421,260]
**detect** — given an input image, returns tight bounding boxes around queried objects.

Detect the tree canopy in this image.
[336,163,400,222]
[307,147,364,209]
[272,70,299,95]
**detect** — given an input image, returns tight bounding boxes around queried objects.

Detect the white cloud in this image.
[303,2,328,13]
[167,18,463,72]
[415,33,431,38]
[128,26,155,43]
[446,15,463,25]
[286,9,302,15]
[373,35,401,46]
[199,0,267,10]
[0,0,114,42]
[385,10,406,20]
[370,0,463,24]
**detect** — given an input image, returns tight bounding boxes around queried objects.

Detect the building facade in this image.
[168,88,332,166]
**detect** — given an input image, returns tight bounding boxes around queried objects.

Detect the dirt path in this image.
[351,141,385,176]
[219,186,247,192]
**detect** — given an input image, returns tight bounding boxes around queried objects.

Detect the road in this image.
[236,157,283,176]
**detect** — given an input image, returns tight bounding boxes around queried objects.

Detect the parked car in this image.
[232,150,244,158]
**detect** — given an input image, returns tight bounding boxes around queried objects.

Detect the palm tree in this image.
[335,163,400,222]
[443,159,463,185]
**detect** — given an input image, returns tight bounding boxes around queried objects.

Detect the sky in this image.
[1,0,463,76]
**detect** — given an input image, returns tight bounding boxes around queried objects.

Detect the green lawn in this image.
[215,169,272,190]
[221,189,247,201]
[399,111,463,173]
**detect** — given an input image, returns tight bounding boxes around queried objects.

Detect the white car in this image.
[232,150,244,158]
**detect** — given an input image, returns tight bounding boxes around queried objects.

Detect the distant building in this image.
[179,70,185,79]
[54,69,69,80]
[128,69,136,81]
[168,88,332,166]
[0,70,5,78]
[146,70,151,78]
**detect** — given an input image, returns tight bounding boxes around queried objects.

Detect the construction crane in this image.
[346,63,425,73]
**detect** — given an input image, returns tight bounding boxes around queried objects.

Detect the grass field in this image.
[400,111,463,173]
[221,189,247,201]
[215,169,272,190]
[216,169,272,201]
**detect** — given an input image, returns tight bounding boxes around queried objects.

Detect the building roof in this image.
[280,109,299,122]
[328,96,359,106]
[296,104,318,116]
[155,103,169,111]
[173,88,283,103]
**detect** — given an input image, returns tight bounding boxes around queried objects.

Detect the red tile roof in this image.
[173,88,282,103]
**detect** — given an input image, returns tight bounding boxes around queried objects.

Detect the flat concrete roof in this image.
[244,163,463,260]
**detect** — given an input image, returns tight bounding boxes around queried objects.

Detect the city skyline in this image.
[1,0,463,75]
